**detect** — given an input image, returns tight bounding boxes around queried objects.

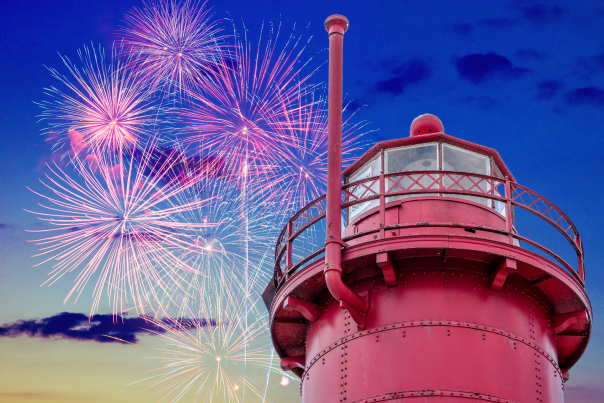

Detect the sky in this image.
[1,0,603,402]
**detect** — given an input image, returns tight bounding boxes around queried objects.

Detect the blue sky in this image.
[0,0,603,401]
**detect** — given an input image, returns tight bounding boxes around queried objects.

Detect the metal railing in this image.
[274,170,585,290]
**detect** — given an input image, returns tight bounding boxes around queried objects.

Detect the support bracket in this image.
[552,309,588,334]
[283,296,320,323]
[340,299,365,330]
[376,252,399,287]
[280,356,306,372]
[326,238,349,248]
[489,257,516,291]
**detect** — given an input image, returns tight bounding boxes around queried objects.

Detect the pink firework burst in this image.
[142,272,285,402]
[120,0,225,95]
[27,136,216,316]
[38,44,158,156]
[177,21,320,182]
[253,90,371,216]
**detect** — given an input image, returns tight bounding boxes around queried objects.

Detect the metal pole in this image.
[323,15,366,318]
[325,15,347,247]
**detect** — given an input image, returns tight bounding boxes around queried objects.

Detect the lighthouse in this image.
[262,15,591,403]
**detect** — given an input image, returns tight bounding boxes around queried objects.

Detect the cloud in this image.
[454,53,530,83]
[452,23,473,35]
[374,59,430,95]
[479,18,519,28]
[564,86,604,107]
[516,49,547,60]
[0,312,218,344]
[535,80,563,100]
[515,2,566,24]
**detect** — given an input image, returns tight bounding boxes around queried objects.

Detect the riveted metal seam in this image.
[301,320,562,380]
[350,389,520,403]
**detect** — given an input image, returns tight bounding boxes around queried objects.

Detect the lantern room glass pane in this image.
[385,143,438,203]
[442,144,491,207]
[386,144,438,173]
[348,154,381,222]
[442,144,489,174]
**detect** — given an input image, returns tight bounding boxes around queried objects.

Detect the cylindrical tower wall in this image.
[302,265,562,403]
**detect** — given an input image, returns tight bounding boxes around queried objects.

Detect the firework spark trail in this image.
[172,19,323,390]
[27,135,217,316]
[143,271,285,402]
[120,0,226,97]
[38,44,158,157]
[145,160,281,315]
[253,89,371,218]
[176,19,321,182]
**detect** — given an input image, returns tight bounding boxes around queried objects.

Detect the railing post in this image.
[379,173,385,239]
[286,220,293,278]
[576,234,585,283]
[504,178,514,245]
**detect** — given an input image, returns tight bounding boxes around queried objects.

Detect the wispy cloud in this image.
[515,2,566,24]
[535,80,564,100]
[564,86,604,107]
[454,53,530,83]
[0,312,217,344]
[374,59,430,96]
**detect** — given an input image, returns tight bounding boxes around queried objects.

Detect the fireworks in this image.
[27,136,215,316]
[143,273,284,402]
[38,45,158,156]
[28,2,371,400]
[120,0,225,95]
[154,179,281,311]
[254,89,371,215]
[176,20,320,181]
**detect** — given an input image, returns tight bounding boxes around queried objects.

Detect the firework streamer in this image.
[173,23,320,396]
[139,152,283,324]
[257,88,372,217]
[38,44,158,158]
[120,0,226,98]
[176,19,321,179]
[26,135,216,316]
[141,271,286,402]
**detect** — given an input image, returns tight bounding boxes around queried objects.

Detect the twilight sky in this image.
[1,0,603,402]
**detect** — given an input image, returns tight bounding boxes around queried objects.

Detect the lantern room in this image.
[342,114,516,248]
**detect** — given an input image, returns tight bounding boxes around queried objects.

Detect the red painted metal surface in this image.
[323,14,366,319]
[410,113,445,136]
[262,14,591,403]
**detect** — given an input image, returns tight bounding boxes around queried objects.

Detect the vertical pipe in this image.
[325,15,347,246]
[324,15,366,316]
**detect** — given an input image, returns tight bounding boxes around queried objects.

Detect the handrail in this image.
[274,171,585,287]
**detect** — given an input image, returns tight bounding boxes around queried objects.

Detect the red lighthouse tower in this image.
[263,15,591,403]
